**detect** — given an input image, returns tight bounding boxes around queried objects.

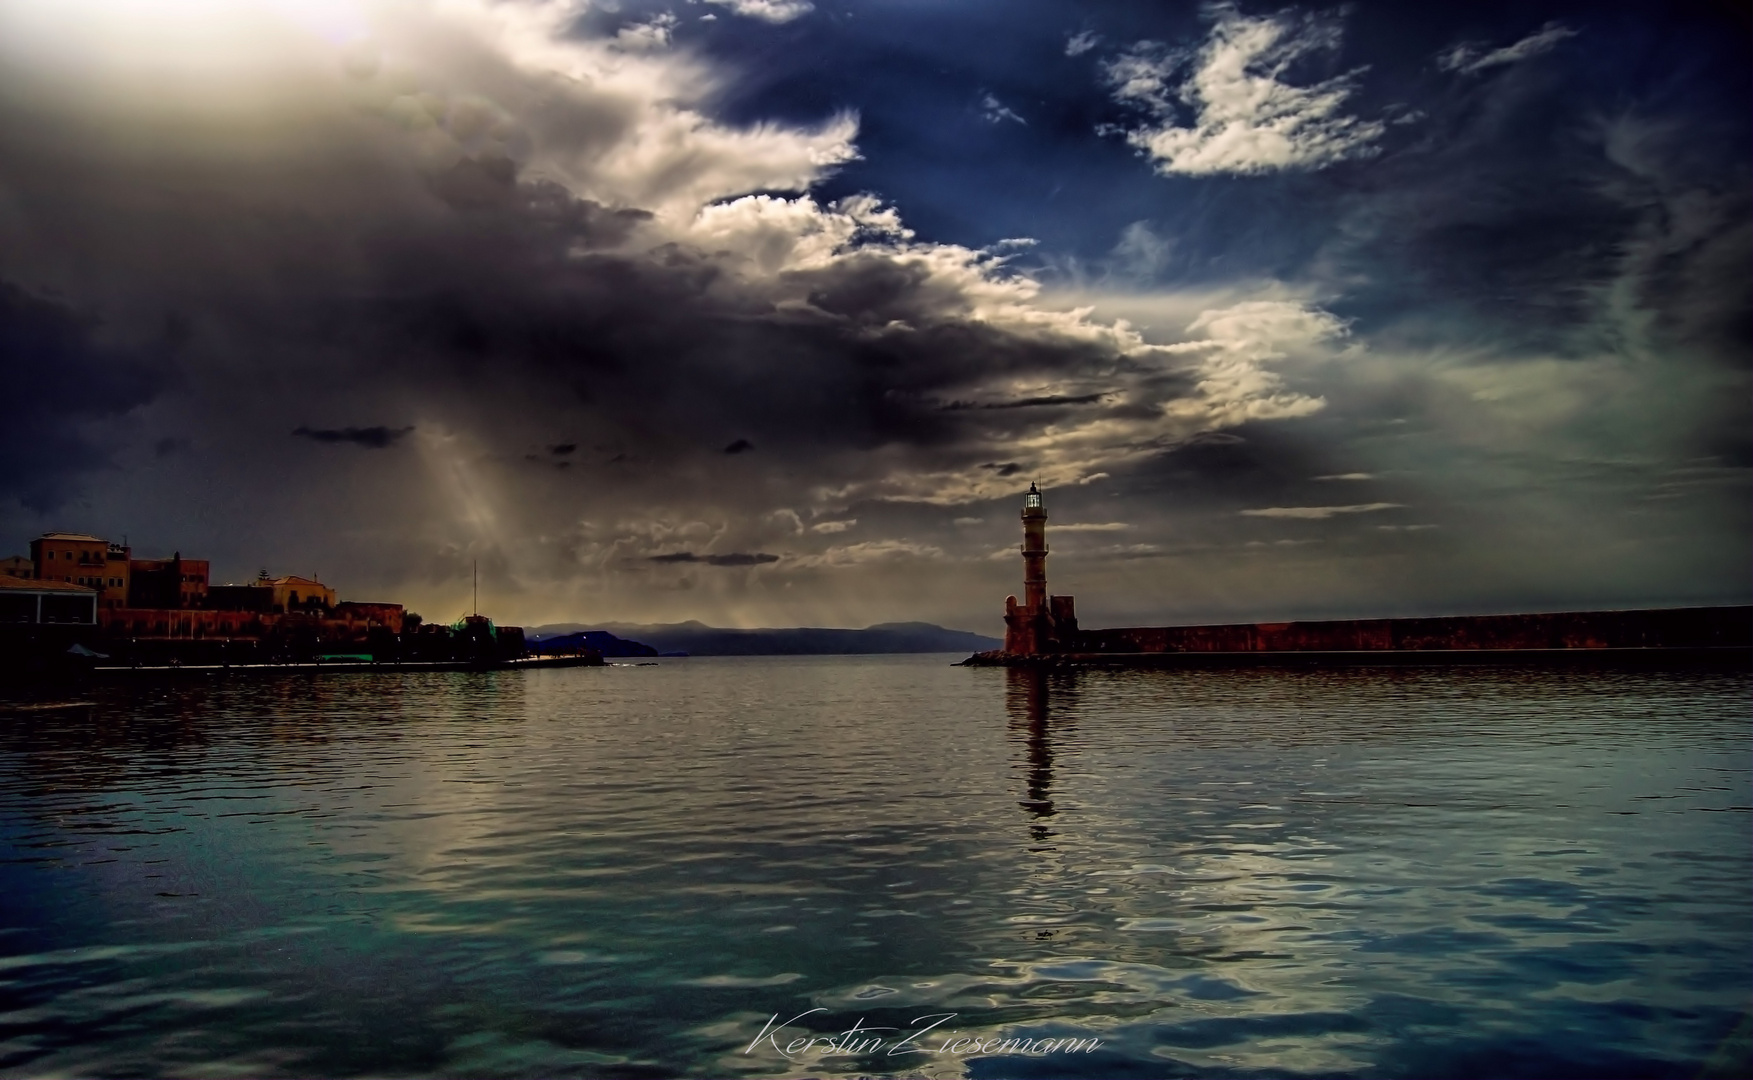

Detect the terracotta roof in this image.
[36,532,106,542]
[0,574,97,593]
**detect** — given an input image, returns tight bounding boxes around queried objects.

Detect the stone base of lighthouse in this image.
[1003,593,1079,656]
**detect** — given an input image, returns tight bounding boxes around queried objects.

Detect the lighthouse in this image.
[1003,483,1076,655]
[1021,482,1048,611]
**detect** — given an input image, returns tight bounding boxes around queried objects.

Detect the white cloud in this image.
[314,0,861,220]
[615,13,677,51]
[1438,22,1577,75]
[860,295,1350,506]
[685,192,902,275]
[704,0,814,24]
[1159,300,1341,427]
[1065,30,1100,57]
[853,297,1348,507]
[1240,503,1402,519]
[1052,522,1132,532]
[1314,472,1374,481]
[1110,221,1173,279]
[1104,4,1383,176]
[953,517,984,527]
[980,92,1025,126]
[810,519,855,533]
[792,540,944,567]
[1088,543,1163,559]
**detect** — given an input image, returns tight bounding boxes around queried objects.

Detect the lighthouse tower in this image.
[1021,482,1048,611]
[1003,483,1077,655]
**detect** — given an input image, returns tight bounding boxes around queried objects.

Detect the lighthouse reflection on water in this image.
[1006,666,1078,847]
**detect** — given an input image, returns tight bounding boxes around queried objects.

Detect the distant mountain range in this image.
[525,621,1001,656]
[529,630,659,658]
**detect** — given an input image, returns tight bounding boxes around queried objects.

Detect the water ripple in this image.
[0,657,1747,1077]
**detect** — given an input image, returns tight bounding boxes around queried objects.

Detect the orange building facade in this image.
[263,575,337,612]
[29,533,131,610]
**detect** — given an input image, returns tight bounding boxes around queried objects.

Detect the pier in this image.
[970,486,1753,666]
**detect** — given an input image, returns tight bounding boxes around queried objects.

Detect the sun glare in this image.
[0,0,370,80]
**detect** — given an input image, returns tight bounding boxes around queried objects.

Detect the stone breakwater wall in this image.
[964,605,1751,665]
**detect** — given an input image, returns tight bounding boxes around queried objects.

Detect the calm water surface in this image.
[0,656,1747,1078]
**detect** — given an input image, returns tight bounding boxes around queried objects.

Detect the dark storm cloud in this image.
[12,1,1727,529]
[1308,66,1744,361]
[0,282,178,512]
[431,160,655,242]
[289,187,1135,497]
[941,392,1108,410]
[0,0,1745,629]
[0,63,1165,574]
[1292,31,1751,482]
[292,425,416,449]
[1115,426,1367,516]
[648,552,780,566]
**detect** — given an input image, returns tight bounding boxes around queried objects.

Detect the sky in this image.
[0,0,1747,633]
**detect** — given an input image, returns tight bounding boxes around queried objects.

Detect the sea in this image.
[0,655,1747,1079]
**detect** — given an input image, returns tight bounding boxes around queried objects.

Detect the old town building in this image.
[29,533,131,610]
[128,553,209,610]
[8,531,399,649]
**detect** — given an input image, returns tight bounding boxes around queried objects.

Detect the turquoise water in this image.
[0,656,1747,1078]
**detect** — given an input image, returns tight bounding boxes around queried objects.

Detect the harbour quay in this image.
[1,532,565,678]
